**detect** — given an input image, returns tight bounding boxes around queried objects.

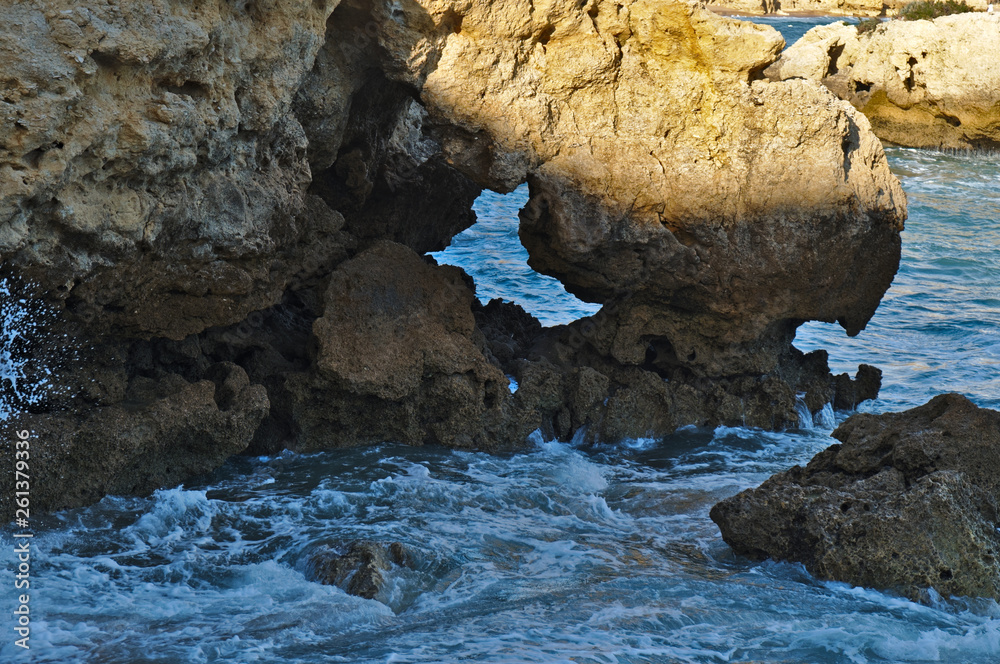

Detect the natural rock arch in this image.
[0,0,905,519]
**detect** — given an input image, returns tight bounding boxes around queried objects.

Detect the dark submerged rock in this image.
[307,541,412,600]
[710,394,1000,601]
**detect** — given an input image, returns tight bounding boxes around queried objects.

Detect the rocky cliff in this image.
[0,0,906,518]
[766,13,1000,149]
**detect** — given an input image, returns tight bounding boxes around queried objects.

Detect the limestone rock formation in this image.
[1,0,907,519]
[285,241,533,451]
[0,0,338,339]
[353,0,904,437]
[711,394,1000,601]
[766,14,1000,150]
[367,0,904,345]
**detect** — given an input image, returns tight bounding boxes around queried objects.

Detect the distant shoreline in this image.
[706,5,862,17]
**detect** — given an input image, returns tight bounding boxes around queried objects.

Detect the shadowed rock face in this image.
[766,15,1000,151]
[0,0,906,518]
[711,394,1000,601]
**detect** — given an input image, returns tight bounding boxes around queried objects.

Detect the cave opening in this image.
[430,185,600,327]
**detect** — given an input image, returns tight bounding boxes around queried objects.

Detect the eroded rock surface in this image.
[766,14,1000,150]
[711,394,1000,601]
[0,0,343,340]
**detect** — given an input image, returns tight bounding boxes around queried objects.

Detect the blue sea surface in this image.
[750,15,865,45]
[1,17,999,664]
[430,186,601,327]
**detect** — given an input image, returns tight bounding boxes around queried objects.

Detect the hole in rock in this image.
[826,43,845,77]
[854,81,872,94]
[430,184,601,327]
[442,8,463,33]
[537,25,555,46]
[91,51,121,73]
[23,148,44,169]
[903,56,918,92]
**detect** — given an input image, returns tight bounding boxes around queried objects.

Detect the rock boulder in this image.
[286,241,534,451]
[307,541,412,600]
[711,394,1000,601]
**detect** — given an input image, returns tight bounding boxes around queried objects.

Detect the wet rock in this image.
[307,541,412,600]
[710,394,1000,600]
[507,302,881,442]
[766,15,1000,150]
[0,363,268,518]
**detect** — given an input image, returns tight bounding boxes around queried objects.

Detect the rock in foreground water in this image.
[711,394,1000,600]
[307,541,412,600]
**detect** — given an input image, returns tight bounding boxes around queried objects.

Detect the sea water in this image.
[2,19,999,664]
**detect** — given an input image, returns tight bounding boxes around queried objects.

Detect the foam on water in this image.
[4,426,998,662]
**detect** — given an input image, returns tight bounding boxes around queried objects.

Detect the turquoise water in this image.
[2,19,999,664]
[750,15,870,45]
